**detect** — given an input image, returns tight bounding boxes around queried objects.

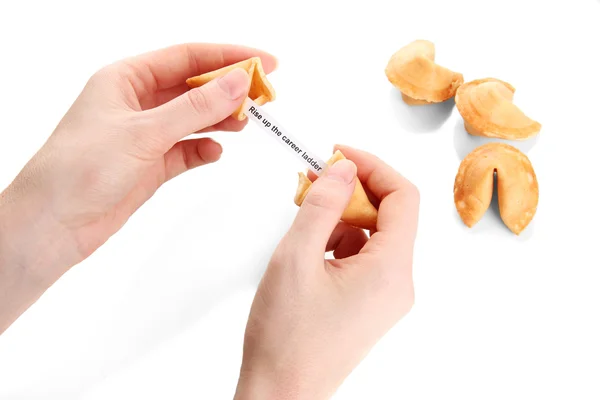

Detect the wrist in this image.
[234,370,299,400]
[234,365,330,400]
[0,186,80,333]
[0,185,79,281]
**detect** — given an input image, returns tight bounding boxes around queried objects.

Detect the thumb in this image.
[146,68,249,146]
[287,159,357,257]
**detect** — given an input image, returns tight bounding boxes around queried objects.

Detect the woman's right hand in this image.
[235,144,420,400]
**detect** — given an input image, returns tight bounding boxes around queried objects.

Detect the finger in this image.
[144,68,249,147]
[163,137,223,181]
[139,84,189,110]
[142,84,254,115]
[196,116,248,134]
[326,222,369,260]
[308,165,380,208]
[333,144,420,238]
[286,159,358,259]
[142,86,248,133]
[360,188,420,255]
[119,43,277,99]
[333,144,415,199]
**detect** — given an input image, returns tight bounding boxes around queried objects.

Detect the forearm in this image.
[234,363,335,400]
[0,187,77,334]
[0,247,46,334]
[234,373,306,400]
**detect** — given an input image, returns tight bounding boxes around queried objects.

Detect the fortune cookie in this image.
[294,150,378,230]
[186,57,275,121]
[385,40,464,105]
[455,78,541,140]
[454,143,538,235]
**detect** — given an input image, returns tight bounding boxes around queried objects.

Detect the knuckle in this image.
[268,248,285,266]
[88,63,119,87]
[270,240,302,269]
[407,181,420,200]
[185,88,212,116]
[304,186,330,209]
[269,247,291,268]
[88,67,108,84]
[403,181,420,207]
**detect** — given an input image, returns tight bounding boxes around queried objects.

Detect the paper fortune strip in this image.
[242,98,327,176]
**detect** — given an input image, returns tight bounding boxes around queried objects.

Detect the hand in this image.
[234,145,420,400]
[0,43,276,333]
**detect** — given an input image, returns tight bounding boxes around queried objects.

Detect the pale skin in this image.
[0,43,420,399]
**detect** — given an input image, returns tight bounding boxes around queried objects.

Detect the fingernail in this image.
[217,68,249,100]
[324,159,356,185]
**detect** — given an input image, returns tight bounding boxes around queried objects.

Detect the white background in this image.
[1,1,599,399]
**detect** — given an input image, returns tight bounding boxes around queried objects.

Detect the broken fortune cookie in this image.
[294,150,378,230]
[455,78,541,140]
[186,57,276,121]
[454,143,538,235]
[385,39,464,105]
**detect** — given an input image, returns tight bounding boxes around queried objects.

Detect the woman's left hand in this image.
[0,43,276,332]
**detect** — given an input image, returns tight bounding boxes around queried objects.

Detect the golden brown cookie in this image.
[455,78,541,140]
[186,57,275,121]
[385,40,464,104]
[454,143,538,235]
[294,150,378,231]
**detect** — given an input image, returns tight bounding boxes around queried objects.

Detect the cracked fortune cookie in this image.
[186,57,275,121]
[454,143,538,235]
[385,39,464,105]
[455,78,541,140]
[294,150,378,231]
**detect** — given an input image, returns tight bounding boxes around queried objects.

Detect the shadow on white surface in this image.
[74,242,275,399]
[453,174,535,240]
[453,119,540,160]
[69,190,296,399]
[389,88,455,133]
